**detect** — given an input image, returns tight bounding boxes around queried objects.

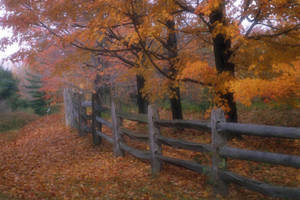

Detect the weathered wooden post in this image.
[111,98,124,157]
[148,104,162,175]
[92,93,102,145]
[64,88,80,129]
[117,100,124,126]
[78,92,88,136]
[211,109,228,195]
[77,93,82,135]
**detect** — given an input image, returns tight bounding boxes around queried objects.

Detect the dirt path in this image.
[0,113,295,200]
[0,113,211,200]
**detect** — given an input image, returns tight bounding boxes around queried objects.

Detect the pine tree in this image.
[24,71,50,115]
[0,67,18,101]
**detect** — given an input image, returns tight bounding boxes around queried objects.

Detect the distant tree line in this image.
[0,67,54,115]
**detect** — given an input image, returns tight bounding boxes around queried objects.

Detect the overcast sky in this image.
[0,7,19,69]
[0,30,19,69]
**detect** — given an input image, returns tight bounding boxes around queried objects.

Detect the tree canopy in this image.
[0,0,299,120]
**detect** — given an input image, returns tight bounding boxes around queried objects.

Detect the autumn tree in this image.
[174,0,300,121]
[0,0,204,120]
[138,0,184,119]
[1,0,299,121]
[119,0,210,119]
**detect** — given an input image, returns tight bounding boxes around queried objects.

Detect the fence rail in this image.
[220,146,300,168]
[156,119,211,131]
[221,171,300,199]
[96,131,113,144]
[157,135,212,153]
[118,112,148,123]
[120,128,149,141]
[77,97,300,199]
[95,116,112,129]
[120,142,151,160]
[218,122,300,139]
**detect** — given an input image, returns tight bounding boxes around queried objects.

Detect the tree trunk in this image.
[92,92,102,144]
[169,86,183,120]
[136,74,148,114]
[209,2,238,122]
[167,19,183,120]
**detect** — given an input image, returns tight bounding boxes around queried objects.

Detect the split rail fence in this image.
[77,94,300,199]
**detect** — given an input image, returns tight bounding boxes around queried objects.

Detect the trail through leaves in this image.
[0,114,210,200]
[0,113,299,200]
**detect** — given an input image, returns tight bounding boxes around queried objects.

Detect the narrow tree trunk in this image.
[209,2,238,122]
[92,92,102,145]
[136,75,148,114]
[169,86,183,120]
[167,19,183,120]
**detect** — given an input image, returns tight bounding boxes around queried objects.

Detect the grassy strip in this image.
[0,112,38,133]
[0,193,13,200]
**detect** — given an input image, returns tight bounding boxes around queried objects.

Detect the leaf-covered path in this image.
[0,113,297,200]
[0,114,211,200]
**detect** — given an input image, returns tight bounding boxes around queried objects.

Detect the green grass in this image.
[158,98,211,114]
[181,99,211,113]
[0,193,14,200]
[238,98,295,112]
[0,112,38,133]
[101,111,111,119]
[119,102,138,114]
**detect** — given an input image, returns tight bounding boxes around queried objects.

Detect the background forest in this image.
[0,0,299,121]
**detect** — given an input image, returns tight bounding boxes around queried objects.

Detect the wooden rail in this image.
[118,112,148,123]
[158,155,211,175]
[220,171,300,199]
[81,101,92,107]
[120,142,151,160]
[156,119,211,131]
[218,122,300,139]
[120,128,149,141]
[157,135,212,153]
[95,116,112,129]
[220,146,300,168]
[96,131,113,144]
[76,94,300,200]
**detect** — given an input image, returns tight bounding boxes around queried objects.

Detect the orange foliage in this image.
[231,61,300,107]
[0,0,299,111]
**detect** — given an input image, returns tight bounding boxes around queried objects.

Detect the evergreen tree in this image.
[0,67,18,100]
[0,67,29,111]
[25,71,50,115]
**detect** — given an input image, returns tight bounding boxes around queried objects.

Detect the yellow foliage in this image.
[179,60,217,85]
[196,0,222,16]
[230,62,300,107]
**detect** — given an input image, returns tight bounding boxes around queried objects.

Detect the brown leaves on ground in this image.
[0,114,210,200]
[0,113,299,200]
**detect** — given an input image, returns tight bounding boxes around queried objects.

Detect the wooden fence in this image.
[77,95,300,199]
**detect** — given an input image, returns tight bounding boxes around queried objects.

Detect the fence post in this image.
[77,92,82,135]
[148,104,162,175]
[111,98,124,157]
[117,100,124,126]
[64,88,81,129]
[77,92,87,136]
[211,109,228,195]
[92,93,101,145]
